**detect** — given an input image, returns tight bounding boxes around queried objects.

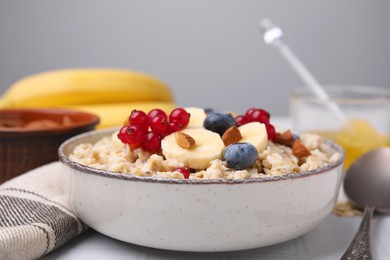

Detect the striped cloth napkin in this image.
[0,162,86,260]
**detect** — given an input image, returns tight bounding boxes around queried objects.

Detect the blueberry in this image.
[204,108,222,114]
[223,143,258,170]
[203,112,235,136]
[292,133,300,141]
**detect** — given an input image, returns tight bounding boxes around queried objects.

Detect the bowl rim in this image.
[58,128,345,185]
[0,108,100,136]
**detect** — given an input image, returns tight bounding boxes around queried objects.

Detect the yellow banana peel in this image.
[0,98,7,109]
[1,69,174,108]
[59,102,177,129]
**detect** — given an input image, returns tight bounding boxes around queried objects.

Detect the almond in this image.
[275,130,294,146]
[175,132,196,148]
[292,139,311,157]
[222,126,242,146]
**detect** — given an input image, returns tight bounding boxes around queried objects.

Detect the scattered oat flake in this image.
[333,201,363,217]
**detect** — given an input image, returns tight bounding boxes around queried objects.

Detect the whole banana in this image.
[0,69,174,108]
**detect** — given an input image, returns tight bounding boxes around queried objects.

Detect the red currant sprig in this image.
[118,107,191,152]
[235,108,276,141]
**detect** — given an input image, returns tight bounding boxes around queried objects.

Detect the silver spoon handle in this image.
[341,206,374,260]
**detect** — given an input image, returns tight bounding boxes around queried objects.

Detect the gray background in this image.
[1,0,389,116]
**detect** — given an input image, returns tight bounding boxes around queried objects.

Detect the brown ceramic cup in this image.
[0,108,99,184]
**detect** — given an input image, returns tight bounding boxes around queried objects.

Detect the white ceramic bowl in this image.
[59,128,344,252]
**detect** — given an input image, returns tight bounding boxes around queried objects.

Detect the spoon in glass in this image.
[259,18,347,125]
[341,147,390,259]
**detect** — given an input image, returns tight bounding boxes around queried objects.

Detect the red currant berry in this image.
[168,121,184,132]
[262,109,270,119]
[235,115,249,126]
[124,125,146,149]
[118,126,130,144]
[157,123,174,137]
[248,109,270,124]
[149,115,169,136]
[129,110,149,131]
[156,122,174,136]
[245,108,256,118]
[147,109,167,123]
[266,123,276,141]
[176,167,190,179]
[169,108,190,128]
[142,131,161,152]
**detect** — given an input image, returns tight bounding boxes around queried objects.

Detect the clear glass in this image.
[290,85,390,170]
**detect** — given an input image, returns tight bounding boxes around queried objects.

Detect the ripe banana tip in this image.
[0,98,9,109]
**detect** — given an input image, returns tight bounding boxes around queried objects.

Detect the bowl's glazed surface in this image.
[59,128,344,252]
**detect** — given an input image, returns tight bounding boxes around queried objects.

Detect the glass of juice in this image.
[290,85,390,170]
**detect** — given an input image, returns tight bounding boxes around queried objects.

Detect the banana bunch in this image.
[0,69,176,128]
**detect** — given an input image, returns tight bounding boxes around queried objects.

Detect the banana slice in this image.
[239,122,268,153]
[184,107,207,128]
[161,128,224,170]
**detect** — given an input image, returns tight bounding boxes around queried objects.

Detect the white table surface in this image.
[42,117,390,260]
[42,215,390,260]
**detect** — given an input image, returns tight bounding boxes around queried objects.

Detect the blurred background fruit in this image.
[0,69,177,129]
[61,102,176,129]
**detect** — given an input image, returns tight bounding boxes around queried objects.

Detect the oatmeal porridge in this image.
[69,107,341,180]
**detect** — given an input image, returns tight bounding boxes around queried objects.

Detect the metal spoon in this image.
[341,147,390,259]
